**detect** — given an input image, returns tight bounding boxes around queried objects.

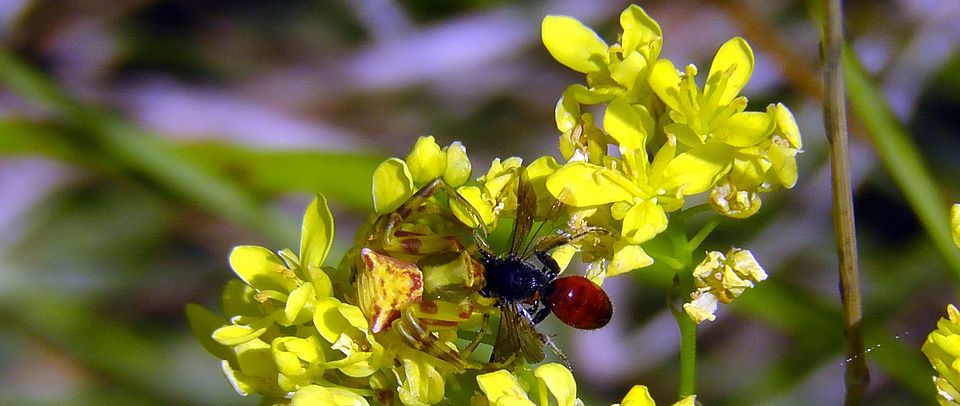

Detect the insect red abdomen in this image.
[545,275,612,330]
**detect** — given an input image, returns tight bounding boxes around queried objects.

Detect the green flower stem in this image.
[820,0,868,403]
[688,216,721,252]
[676,300,698,397]
[666,211,697,397]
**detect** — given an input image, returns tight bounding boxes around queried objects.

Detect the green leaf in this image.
[541,15,609,73]
[173,141,383,210]
[844,45,960,279]
[0,50,296,245]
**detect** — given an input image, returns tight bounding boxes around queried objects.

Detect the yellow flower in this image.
[373,136,473,214]
[292,385,371,406]
[614,385,697,406]
[923,304,960,405]
[476,363,581,406]
[683,248,767,324]
[190,195,384,400]
[451,156,523,228]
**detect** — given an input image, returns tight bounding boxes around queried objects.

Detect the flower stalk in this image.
[821,0,868,403]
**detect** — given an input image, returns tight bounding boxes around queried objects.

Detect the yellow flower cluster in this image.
[189,196,386,404]
[683,249,767,324]
[541,5,801,278]
[923,304,960,405]
[474,364,696,406]
[189,3,797,404]
[920,203,960,405]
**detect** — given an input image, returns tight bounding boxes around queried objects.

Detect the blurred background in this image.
[1,0,959,404]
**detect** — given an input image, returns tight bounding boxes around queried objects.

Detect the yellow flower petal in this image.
[451,185,495,228]
[534,363,578,406]
[282,282,316,326]
[621,200,668,244]
[619,5,662,55]
[659,142,734,195]
[609,241,655,276]
[212,323,268,346]
[605,98,652,151]
[774,102,802,149]
[618,385,655,406]
[407,135,446,184]
[556,85,614,133]
[229,245,299,293]
[705,37,754,107]
[542,15,610,73]
[713,111,774,147]
[648,59,682,112]
[547,162,637,206]
[672,395,698,406]
[443,141,472,187]
[398,355,446,405]
[372,158,415,214]
[292,385,370,406]
[477,370,532,404]
[300,194,334,272]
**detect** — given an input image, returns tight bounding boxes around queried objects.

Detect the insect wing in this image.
[513,304,548,364]
[508,168,537,257]
[491,302,545,365]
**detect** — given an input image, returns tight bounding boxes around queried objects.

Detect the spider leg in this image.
[460,312,489,358]
[371,178,488,253]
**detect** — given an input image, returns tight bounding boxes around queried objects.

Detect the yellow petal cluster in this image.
[683,248,767,324]
[373,136,473,214]
[190,3,801,404]
[923,305,960,405]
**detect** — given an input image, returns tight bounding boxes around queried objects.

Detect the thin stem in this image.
[677,302,697,397]
[821,0,869,403]
[688,216,721,252]
[665,212,697,397]
[646,248,685,271]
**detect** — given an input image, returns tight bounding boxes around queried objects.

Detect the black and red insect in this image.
[359,166,613,368]
[476,169,613,366]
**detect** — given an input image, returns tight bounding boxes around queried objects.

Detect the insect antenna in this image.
[518,198,566,259]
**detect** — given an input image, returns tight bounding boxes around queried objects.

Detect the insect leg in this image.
[530,304,552,325]
[534,226,613,279]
